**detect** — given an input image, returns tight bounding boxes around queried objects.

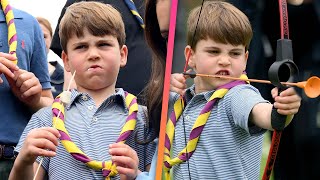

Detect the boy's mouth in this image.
[87,65,102,71]
[215,70,230,76]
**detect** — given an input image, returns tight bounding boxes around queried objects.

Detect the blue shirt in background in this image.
[0,8,50,145]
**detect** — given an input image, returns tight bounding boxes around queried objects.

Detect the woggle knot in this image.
[163,161,172,170]
[102,161,118,178]
[59,91,71,105]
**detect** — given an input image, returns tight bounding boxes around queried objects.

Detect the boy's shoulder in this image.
[225,84,260,97]
[12,8,38,22]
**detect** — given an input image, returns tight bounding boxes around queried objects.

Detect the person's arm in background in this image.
[28,16,53,111]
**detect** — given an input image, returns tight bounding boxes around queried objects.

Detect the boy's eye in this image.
[230,52,241,56]
[99,42,111,47]
[208,50,219,54]
[75,45,86,49]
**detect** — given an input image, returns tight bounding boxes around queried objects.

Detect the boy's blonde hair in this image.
[59,1,126,53]
[187,1,252,50]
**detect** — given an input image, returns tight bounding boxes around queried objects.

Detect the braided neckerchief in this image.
[52,91,138,180]
[1,0,18,64]
[123,0,145,29]
[163,74,249,180]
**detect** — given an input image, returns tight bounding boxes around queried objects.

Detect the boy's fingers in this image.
[0,61,15,78]
[277,108,298,116]
[34,139,58,152]
[271,87,279,98]
[274,101,300,110]
[21,85,42,99]
[109,147,133,157]
[274,93,301,104]
[14,69,30,86]
[116,166,136,178]
[112,156,136,168]
[279,87,296,96]
[0,52,18,60]
[0,55,19,72]
[31,127,61,140]
[29,146,57,157]
[109,142,126,149]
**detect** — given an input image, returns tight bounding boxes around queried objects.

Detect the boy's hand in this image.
[0,52,19,83]
[170,73,188,95]
[17,127,60,165]
[7,69,42,107]
[109,143,139,180]
[271,87,301,115]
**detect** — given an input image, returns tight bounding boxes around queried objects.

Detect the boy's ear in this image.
[243,50,249,70]
[245,50,249,61]
[119,45,128,67]
[62,51,71,72]
[184,45,195,68]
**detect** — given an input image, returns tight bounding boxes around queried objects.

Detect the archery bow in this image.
[262,0,296,179]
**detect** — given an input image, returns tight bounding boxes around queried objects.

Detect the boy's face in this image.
[186,38,248,93]
[62,28,127,92]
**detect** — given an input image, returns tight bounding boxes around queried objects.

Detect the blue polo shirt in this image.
[15,88,155,179]
[169,84,269,179]
[0,8,51,145]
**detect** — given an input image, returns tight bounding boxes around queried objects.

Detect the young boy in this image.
[9,2,155,180]
[167,1,301,179]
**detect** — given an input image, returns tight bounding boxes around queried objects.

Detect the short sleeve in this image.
[15,107,52,171]
[226,85,269,135]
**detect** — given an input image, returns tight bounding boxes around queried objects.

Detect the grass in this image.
[259,131,274,180]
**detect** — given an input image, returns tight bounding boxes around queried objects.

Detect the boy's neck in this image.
[194,77,216,94]
[77,86,116,107]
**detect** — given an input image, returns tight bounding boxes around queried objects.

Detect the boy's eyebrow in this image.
[71,39,113,46]
[230,48,244,51]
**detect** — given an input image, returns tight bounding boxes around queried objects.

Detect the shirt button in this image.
[185,115,190,120]
[92,117,98,122]
[81,95,88,101]
[88,105,94,110]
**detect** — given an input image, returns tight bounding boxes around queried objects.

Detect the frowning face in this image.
[186,38,248,93]
[62,28,127,92]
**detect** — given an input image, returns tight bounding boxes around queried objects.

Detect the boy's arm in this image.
[9,162,46,180]
[249,87,301,130]
[9,127,59,180]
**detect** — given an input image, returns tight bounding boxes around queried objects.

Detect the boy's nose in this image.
[218,55,231,66]
[88,48,100,60]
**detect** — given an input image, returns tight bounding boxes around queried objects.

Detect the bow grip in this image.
[271,105,287,131]
[268,39,298,131]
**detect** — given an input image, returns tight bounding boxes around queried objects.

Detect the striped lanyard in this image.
[1,0,18,64]
[163,76,248,180]
[123,0,145,29]
[52,91,138,180]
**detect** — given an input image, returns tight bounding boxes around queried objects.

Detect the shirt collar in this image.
[0,8,24,22]
[65,88,128,111]
[184,84,217,103]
